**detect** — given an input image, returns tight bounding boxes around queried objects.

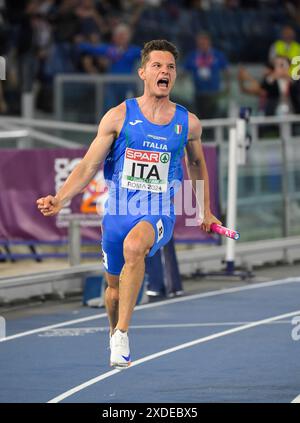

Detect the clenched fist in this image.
[36,195,62,217]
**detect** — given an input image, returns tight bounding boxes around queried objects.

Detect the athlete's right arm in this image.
[36,104,125,217]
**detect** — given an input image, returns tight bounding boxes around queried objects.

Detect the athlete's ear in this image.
[138,66,145,81]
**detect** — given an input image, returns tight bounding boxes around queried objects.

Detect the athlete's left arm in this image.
[185,112,222,232]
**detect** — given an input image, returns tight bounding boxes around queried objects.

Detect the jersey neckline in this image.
[133,98,178,128]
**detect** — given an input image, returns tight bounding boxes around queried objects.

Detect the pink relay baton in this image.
[210,223,240,240]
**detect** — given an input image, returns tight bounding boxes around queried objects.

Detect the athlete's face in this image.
[139,51,177,98]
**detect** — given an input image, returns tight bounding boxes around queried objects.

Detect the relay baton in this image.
[210,223,240,240]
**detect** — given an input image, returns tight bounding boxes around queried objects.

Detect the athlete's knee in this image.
[105,272,119,288]
[106,285,119,302]
[123,236,149,266]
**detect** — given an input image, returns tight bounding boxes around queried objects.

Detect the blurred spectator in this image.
[1,0,297,118]
[90,0,144,40]
[116,0,146,27]
[78,23,141,110]
[269,25,300,73]
[34,0,80,111]
[17,1,53,92]
[38,0,56,15]
[75,0,108,41]
[94,0,122,23]
[78,32,108,74]
[284,0,300,26]
[51,0,80,44]
[238,56,300,115]
[79,23,140,74]
[184,32,230,119]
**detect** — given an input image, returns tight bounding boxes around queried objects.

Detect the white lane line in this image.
[48,309,300,403]
[1,277,300,343]
[38,321,293,337]
[291,394,300,403]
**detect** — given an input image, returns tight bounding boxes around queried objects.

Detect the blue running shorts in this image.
[101,213,175,275]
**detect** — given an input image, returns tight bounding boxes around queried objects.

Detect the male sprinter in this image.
[37,40,221,369]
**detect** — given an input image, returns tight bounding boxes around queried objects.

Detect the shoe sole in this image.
[110,361,131,370]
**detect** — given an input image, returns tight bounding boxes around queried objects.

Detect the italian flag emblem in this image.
[174,124,182,135]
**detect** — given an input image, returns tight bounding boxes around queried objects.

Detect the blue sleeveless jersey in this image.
[103,98,188,217]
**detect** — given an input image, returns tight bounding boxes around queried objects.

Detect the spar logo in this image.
[125,148,160,162]
[160,153,170,163]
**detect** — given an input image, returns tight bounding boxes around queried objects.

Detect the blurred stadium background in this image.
[1,0,300,304]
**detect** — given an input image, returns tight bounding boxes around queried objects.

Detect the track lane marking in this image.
[291,394,300,403]
[1,277,300,343]
[48,309,300,403]
[37,320,293,337]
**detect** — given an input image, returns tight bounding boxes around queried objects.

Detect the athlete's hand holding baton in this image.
[210,223,240,240]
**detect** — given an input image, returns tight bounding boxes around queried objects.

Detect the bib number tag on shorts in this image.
[121,148,171,193]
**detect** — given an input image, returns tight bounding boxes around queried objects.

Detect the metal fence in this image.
[54,74,143,123]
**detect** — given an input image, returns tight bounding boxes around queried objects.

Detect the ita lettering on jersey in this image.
[121,148,171,192]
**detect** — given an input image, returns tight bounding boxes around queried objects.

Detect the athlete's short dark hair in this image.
[141,40,179,67]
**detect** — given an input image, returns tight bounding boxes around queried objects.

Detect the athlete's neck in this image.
[136,94,174,124]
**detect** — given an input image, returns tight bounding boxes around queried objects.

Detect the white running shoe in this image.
[110,329,131,369]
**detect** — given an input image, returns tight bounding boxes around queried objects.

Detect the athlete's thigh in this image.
[142,215,175,257]
[101,237,125,276]
[101,213,128,276]
[124,220,156,253]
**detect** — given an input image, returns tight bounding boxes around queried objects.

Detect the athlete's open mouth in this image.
[157,78,169,88]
